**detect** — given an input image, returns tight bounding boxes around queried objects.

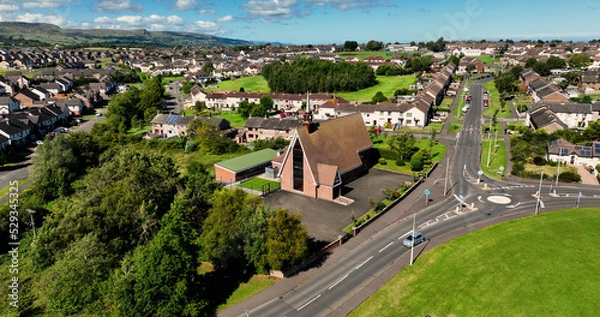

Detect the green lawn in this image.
[0,179,28,200]
[126,125,151,135]
[337,75,417,102]
[211,111,247,129]
[349,207,600,317]
[161,76,185,86]
[217,275,278,311]
[238,178,280,192]
[481,138,507,179]
[483,80,512,119]
[448,118,463,133]
[373,137,447,175]
[206,76,271,93]
[335,51,391,61]
[475,55,499,64]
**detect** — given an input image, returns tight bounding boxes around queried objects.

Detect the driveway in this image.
[264,169,413,243]
[576,165,599,185]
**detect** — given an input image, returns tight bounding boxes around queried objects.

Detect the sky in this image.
[0,0,599,45]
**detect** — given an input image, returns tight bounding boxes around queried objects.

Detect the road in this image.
[165,82,184,113]
[224,80,600,317]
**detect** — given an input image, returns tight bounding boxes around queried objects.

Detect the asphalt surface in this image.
[218,80,600,317]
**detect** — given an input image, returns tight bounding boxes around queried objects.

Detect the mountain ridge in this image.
[0,22,254,47]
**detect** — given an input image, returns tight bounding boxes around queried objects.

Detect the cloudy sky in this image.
[0,0,599,44]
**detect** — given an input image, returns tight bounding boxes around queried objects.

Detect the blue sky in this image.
[0,0,599,44]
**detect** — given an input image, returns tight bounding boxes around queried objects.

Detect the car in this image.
[403,232,425,248]
[430,118,442,123]
[35,140,44,145]
[462,106,469,113]
[96,113,102,117]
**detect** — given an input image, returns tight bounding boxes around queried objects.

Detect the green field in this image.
[475,55,499,64]
[210,111,247,128]
[373,137,446,174]
[335,51,391,61]
[483,80,512,119]
[481,138,507,179]
[216,275,278,311]
[337,75,417,102]
[350,207,600,317]
[207,76,271,93]
[238,178,280,192]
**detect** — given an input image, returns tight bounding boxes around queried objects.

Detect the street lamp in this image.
[534,171,543,215]
[410,210,416,266]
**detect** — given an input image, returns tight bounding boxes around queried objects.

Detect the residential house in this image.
[241,117,304,143]
[547,138,600,168]
[150,113,231,138]
[0,81,13,96]
[520,69,541,91]
[56,98,84,116]
[528,78,568,102]
[0,118,31,147]
[0,96,21,114]
[526,102,600,132]
[13,89,41,108]
[31,86,51,101]
[579,71,600,95]
[273,113,375,202]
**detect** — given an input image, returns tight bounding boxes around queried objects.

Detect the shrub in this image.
[410,151,423,171]
[533,156,546,166]
[375,202,386,211]
[395,159,405,166]
[378,157,387,165]
[378,148,397,160]
[559,171,581,183]
[511,162,525,176]
[184,139,197,153]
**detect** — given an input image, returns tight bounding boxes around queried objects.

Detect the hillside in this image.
[0,22,253,47]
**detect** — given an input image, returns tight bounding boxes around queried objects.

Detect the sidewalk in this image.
[218,141,456,317]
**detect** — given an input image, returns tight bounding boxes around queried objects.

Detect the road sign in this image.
[499,166,504,171]
[459,195,464,201]
[477,170,483,175]
[424,189,430,196]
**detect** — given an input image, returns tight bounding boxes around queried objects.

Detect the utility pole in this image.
[444,157,449,196]
[577,191,581,208]
[410,211,416,266]
[556,157,561,186]
[486,121,492,167]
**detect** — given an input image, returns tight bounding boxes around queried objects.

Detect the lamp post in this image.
[556,157,561,186]
[535,171,543,215]
[410,210,416,266]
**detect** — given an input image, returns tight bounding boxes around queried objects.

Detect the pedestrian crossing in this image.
[483,184,535,191]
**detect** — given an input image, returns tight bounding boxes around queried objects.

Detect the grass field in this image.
[126,125,151,135]
[475,55,499,64]
[337,75,417,102]
[349,207,600,317]
[238,178,280,192]
[211,111,246,128]
[335,51,391,61]
[481,138,507,179]
[483,80,512,119]
[206,76,271,93]
[216,275,278,311]
[373,137,446,174]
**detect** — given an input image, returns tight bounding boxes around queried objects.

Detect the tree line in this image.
[261,57,377,93]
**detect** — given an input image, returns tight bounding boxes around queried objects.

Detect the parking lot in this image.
[264,169,413,243]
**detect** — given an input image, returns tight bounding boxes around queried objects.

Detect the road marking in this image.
[506,202,521,209]
[379,242,394,253]
[399,231,412,239]
[355,256,373,270]
[328,274,349,290]
[297,294,321,311]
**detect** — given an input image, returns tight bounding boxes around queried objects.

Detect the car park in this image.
[403,232,425,248]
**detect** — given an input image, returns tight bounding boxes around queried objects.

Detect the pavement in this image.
[575,165,599,185]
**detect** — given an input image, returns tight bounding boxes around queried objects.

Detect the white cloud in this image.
[16,12,66,26]
[242,0,298,20]
[0,4,19,11]
[173,0,197,10]
[303,0,395,10]
[199,9,216,15]
[195,20,220,32]
[91,14,214,33]
[216,15,234,23]
[93,0,143,12]
[20,0,72,9]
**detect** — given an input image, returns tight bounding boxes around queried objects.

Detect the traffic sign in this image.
[424,189,430,196]
[477,170,483,175]
[459,195,464,201]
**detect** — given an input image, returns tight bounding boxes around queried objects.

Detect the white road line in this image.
[379,242,394,253]
[297,294,322,311]
[355,256,373,270]
[328,274,349,290]
[399,231,412,239]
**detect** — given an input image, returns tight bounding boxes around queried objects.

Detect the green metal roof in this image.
[215,148,278,173]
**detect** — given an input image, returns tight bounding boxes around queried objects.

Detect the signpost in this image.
[477,170,483,184]
[424,189,430,206]
[499,166,504,177]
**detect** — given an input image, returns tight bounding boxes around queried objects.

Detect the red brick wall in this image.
[214,166,236,183]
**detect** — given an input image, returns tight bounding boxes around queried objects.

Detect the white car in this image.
[430,118,442,123]
[35,140,44,145]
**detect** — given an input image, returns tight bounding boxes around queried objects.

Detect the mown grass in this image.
[349,207,600,317]
[210,111,247,129]
[335,51,391,61]
[206,76,271,93]
[373,137,446,175]
[0,179,28,200]
[238,178,280,192]
[481,138,507,179]
[475,55,500,64]
[126,125,151,135]
[216,275,278,311]
[337,75,417,102]
[483,80,511,119]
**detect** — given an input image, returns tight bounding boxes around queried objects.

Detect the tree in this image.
[343,41,359,52]
[36,234,112,315]
[366,40,384,51]
[525,57,538,68]
[532,62,551,76]
[387,133,416,162]
[202,61,214,73]
[259,95,274,113]
[371,91,388,103]
[466,63,476,74]
[569,54,591,68]
[546,56,567,69]
[266,209,308,271]
[582,120,600,141]
[138,76,165,122]
[410,150,424,171]
[111,195,206,317]
[495,72,518,94]
[447,54,461,66]
[30,134,79,200]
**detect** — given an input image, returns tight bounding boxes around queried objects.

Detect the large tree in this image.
[30,133,79,200]
[266,209,308,271]
[568,54,591,68]
[387,133,417,162]
[343,40,359,52]
[366,40,384,51]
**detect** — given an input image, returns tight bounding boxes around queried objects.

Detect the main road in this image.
[229,81,600,317]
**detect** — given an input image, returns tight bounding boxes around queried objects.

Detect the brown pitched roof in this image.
[295,113,372,184]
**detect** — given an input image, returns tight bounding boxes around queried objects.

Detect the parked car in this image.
[403,232,425,248]
[430,118,442,123]
[96,113,102,117]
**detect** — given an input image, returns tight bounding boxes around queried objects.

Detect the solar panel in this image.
[595,143,600,153]
[581,147,592,157]
[574,146,582,150]
[558,148,569,156]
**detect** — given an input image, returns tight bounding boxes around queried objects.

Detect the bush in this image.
[378,157,387,165]
[559,171,581,183]
[533,156,546,166]
[184,139,197,153]
[511,162,525,176]
[395,159,405,166]
[378,148,397,160]
[375,202,386,211]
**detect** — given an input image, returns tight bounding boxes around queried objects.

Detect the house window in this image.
[406,113,413,118]
[292,141,304,191]
[388,111,392,115]
[366,121,371,125]
[406,120,412,125]
[366,114,370,117]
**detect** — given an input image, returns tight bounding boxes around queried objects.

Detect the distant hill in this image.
[0,22,254,47]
